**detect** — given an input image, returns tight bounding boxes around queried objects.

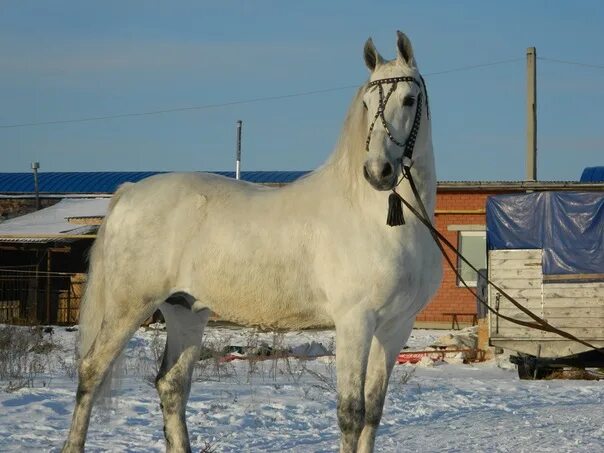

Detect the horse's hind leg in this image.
[63,303,154,453]
[156,298,209,453]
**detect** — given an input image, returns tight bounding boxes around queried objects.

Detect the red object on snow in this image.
[396,352,431,364]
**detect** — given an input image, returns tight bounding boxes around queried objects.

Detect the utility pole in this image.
[235,120,242,180]
[31,161,40,210]
[526,47,537,181]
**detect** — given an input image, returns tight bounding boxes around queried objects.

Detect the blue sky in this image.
[1,1,602,180]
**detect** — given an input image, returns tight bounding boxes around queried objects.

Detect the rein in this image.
[364,75,603,355]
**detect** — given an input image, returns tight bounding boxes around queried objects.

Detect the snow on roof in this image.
[0,198,110,243]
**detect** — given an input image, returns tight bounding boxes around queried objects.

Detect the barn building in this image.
[1,170,602,328]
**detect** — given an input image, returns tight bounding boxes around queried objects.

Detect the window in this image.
[457,231,486,287]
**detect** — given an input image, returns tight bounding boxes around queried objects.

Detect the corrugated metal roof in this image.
[0,171,309,194]
[580,167,604,182]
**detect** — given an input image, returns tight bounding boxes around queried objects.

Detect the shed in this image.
[0,198,108,324]
[486,191,604,376]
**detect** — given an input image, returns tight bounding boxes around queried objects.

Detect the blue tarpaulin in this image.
[487,192,604,276]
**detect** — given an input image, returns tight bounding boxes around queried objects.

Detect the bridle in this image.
[364,75,429,227]
[364,75,429,163]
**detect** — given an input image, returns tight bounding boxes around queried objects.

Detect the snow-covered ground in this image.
[1,324,603,452]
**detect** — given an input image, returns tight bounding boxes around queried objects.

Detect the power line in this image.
[0,86,359,129]
[424,57,523,76]
[538,56,604,70]
[0,57,523,130]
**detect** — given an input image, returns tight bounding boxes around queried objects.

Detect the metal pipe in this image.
[46,250,51,324]
[235,120,242,180]
[526,47,537,181]
[31,162,40,210]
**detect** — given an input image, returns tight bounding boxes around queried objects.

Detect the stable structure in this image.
[486,192,604,377]
[0,199,107,324]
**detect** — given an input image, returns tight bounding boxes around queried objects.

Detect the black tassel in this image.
[386,191,405,226]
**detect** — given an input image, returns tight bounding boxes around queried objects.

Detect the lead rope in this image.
[395,166,604,355]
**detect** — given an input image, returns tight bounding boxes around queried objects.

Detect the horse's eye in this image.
[403,96,415,107]
[363,101,368,110]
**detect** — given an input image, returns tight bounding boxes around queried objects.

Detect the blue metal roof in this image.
[0,171,310,194]
[580,167,604,183]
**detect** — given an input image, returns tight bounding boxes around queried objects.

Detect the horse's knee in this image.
[75,357,102,402]
[337,395,365,435]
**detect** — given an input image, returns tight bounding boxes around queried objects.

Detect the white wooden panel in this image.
[489,268,543,279]
[494,279,542,290]
[544,298,604,308]
[489,259,541,269]
[543,284,604,299]
[489,249,542,260]
[547,317,604,329]
[544,306,604,318]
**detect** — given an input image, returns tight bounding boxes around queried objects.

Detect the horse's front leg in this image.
[357,316,415,453]
[335,308,376,453]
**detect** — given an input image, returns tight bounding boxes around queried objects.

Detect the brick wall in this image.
[416,191,496,326]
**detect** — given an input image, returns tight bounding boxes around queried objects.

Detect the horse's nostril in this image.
[381,163,393,178]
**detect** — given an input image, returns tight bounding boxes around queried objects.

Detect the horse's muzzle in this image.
[363,161,397,191]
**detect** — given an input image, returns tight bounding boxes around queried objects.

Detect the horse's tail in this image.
[78,183,133,359]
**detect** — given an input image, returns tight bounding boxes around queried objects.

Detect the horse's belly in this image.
[195,258,333,330]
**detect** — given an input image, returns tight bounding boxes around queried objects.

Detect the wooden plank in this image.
[490,268,543,279]
[489,249,542,260]
[489,259,541,269]
[489,288,543,299]
[543,297,604,308]
[490,323,544,338]
[491,321,604,340]
[492,306,545,318]
[493,279,542,290]
[493,303,544,314]
[543,285,604,299]
[546,317,604,328]
[540,327,604,339]
[544,307,604,318]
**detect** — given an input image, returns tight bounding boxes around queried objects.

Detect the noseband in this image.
[364,76,429,162]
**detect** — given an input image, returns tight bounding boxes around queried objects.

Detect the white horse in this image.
[63,31,441,453]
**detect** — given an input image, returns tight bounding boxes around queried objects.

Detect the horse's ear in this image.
[364,38,384,72]
[396,31,416,67]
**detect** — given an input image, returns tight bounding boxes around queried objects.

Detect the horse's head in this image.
[362,31,427,191]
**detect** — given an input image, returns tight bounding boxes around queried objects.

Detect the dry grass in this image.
[0,325,60,391]
[546,368,602,381]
